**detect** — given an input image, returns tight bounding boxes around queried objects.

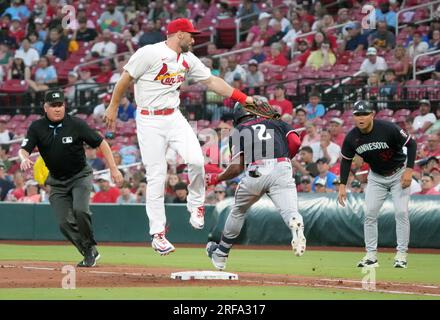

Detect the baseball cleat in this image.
[357,253,379,268]
[393,252,408,268]
[206,241,228,271]
[77,246,100,268]
[151,232,175,256]
[188,206,205,230]
[289,218,306,256]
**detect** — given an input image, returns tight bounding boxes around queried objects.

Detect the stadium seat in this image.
[376,109,394,117]
[393,109,411,117]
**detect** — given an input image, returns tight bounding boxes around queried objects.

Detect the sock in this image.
[218,234,234,255]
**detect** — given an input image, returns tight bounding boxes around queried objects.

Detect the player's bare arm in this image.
[201,76,254,105]
[104,71,133,131]
[206,154,245,186]
[97,140,124,186]
[18,149,34,171]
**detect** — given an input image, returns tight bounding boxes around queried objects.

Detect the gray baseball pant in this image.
[46,166,97,255]
[364,167,410,254]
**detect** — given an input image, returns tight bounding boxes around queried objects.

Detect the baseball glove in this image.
[244,96,281,120]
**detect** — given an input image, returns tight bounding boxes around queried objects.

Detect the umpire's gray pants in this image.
[223,160,303,240]
[364,167,410,254]
[46,165,96,255]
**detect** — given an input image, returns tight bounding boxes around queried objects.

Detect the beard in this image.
[180,43,191,52]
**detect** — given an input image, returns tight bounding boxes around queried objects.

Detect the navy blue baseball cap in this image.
[352,100,373,115]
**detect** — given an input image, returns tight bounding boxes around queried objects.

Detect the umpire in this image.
[19,89,123,267]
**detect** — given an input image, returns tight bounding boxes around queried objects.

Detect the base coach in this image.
[19,89,123,267]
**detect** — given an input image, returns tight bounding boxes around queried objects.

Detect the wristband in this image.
[231,89,247,105]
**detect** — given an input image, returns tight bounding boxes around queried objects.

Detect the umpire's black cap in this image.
[44,89,65,105]
[352,100,373,115]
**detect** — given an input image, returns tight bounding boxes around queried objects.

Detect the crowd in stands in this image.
[0,0,440,204]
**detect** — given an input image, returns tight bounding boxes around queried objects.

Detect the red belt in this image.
[249,157,290,166]
[140,108,175,116]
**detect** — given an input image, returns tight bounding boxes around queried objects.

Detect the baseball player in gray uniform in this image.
[338,100,417,268]
[205,102,305,270]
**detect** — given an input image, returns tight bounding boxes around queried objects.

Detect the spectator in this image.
[95,60,114,84]
[302,122,321,147]
[92,174,121,203]
[0,144,11,171]
[375,0,397,32]
[14,38,39,67]
[299,175,313,192]
[7,56,30,80]
[314,177,327,193]
[1,0,30,20]
[0,119,13,144]
[245,12,273,45]
[5,171,25,201]
[266,21,287,47]
[138,20,166,47]
[293,146,319,177]
[0,41,12,65]
[135,179,147,203]
[434,59,440,81]
[413,100,436,133]
[343,21,368,53]
[263,42,289,67]
[368,21,396,50]
[213,183,227,203]
[305,91,325,120]
[109,59,127,84]
[28,31,44,55]
[389,45,410,80]
[407,31,429,59]
[245,59,264,90]
[282,17,302,47]
[416,174,440,195]
[165,173,181,196]
[300,20,312,35]
[426,108,440,134]
[350,179,363,193]
[404,23,429,48]
[250,41,266,63]
[173,182,188,204]
[8,16,25,44]
[422,135,440,158]
[72,16,98,43]
[64,71,80,104]
[118,29,136,55]
[118,96,136,121]
[19,180,41,203]
[429,29,440,50]
[98,0,125,33]
[312,14,335,32]
[171,0,191,19]
[236,0,260,32]
[216,1,233,20]
[329,118,345,147]
[305,40,336,70]
[85,145,106,171]
[27,56,58,92]
[312,158,337,192]
[224,55,247,85]
[359,47,388,77]
[311,129,341,166]
[269,7,291,34]
[337,8,352,34]
[117,182,137,204]
[293,107,307,141]
[290,38,311,68]
[93,94,112,122]
[0,160,14,201]
[296,5,315,26]
[269,84,293,116]
[148,0,170,22]
[32,0,48,21]
[33,17,47,42]
[379,69,400,102]
[42,28,68,61]
[91,29,117,58]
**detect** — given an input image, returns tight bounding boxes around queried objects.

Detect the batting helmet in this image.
[233,102,255,126]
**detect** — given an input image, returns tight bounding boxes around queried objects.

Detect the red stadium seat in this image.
[393,109,411,117]
[376,109,394,117]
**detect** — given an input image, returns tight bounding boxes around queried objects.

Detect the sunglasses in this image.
[215,191,225,194]
[301,180,311,184]
[353,112,372,116]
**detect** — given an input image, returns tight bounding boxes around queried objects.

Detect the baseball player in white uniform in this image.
[104,18,253,255]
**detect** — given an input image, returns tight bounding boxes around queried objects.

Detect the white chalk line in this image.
[2,264,440,297]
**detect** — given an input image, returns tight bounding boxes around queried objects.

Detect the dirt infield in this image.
[1,261,440,297]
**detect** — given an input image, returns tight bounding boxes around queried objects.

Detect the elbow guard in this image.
[287,131,301,158]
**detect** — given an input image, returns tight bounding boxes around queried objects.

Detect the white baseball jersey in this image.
[124,41,212,110]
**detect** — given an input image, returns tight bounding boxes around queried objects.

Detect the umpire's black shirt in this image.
[21,114,103,180]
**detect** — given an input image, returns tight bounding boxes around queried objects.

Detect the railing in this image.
[395,0,440,36]
[412,48,440,79]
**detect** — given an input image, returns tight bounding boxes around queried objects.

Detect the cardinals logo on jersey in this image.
[154,62,188,86]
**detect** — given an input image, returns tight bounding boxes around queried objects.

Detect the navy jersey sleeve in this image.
[390,122,411,148]
[341,131,356,160]
[277,120,296,136]
[229,127,244,162]
[76,118,103,148]
[21,122,39,154]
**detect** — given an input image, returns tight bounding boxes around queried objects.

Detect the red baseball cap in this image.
[167,18,200,35]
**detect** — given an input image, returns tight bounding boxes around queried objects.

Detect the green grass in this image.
[1,244,440,300]
[0,286,438,300]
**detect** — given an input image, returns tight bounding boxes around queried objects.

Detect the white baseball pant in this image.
[136,108,205,235]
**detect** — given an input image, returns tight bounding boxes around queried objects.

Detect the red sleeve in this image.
[286,131,301,158]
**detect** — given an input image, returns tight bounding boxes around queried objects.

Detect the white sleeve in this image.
[123,47,153,80]
[379,58,388,71]
[426,113,437,124]
[360,60,367,73]
[186,52,212,82]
